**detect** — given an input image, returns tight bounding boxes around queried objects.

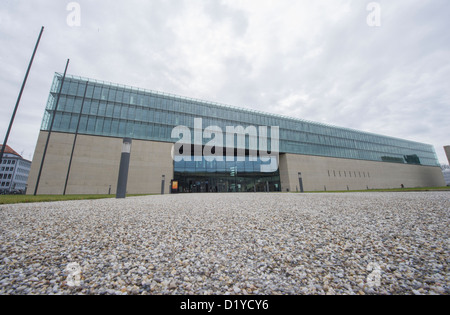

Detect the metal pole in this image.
[0,26,44,165]
[116,138,132,199]
[34,59,70,195]
[161,175,166,195]
[63,80,89,195]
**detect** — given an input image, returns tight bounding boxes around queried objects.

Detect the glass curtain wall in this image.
[41,73,440,167]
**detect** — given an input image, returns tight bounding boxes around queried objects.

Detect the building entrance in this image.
[174,174,281,193]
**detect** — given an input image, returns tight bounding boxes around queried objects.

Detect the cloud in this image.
[0,0,449,163]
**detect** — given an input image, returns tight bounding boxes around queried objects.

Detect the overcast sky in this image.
[0,0,449,164]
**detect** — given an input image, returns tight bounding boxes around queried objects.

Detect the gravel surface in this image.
[0,192,449,295]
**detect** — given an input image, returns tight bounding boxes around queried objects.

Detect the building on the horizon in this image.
[0,144,31,194]
[27,73,445,195]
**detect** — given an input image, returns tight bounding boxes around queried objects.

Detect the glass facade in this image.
[174,156,280,193]
[41,73,440,168]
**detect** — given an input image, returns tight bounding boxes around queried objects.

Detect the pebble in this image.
[0,192,449,295]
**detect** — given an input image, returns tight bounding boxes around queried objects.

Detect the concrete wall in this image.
[27,131,174,195]
[27,131,445,195]
[445,146,450,165]
[279,153,446,192]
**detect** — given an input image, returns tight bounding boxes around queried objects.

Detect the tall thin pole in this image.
[63,80,89,195]
[34,59,70,196]
[0,26,44,165]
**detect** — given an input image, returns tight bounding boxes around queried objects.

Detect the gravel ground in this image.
[0,192,448,295]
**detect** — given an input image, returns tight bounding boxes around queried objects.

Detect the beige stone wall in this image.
[27,131,445,195]
[445,146,450,165]
[27,131,174,195]
[279,153,446,192]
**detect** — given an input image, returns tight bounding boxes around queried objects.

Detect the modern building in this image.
[27,73,445,195]
[0,144,32,194]
[445,146,450,165]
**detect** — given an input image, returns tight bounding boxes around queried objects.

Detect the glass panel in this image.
[69,114,78,131]
[85,84,94,98]
[93,86,101,99]
[90,101,99,115]
[78,115,88,133]
[116,90,124,102]
[113,105,121,118]
[106,103,114,117]
[119,120,126,135]
[68,81,78,96]
[108,89,116,102]
[101,87,108,100]
[103,118,112,135]
[111,119,119,135]
[95,117,104,133]
[87,116,96,132]
[77,83,86,97]
[98,101,107,116]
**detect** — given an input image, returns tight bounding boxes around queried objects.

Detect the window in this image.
[93,86,102,99]
[79,115,88,132]
[85,85,94,98]
[111,119,119,134]
[128,106,136,120]
[121,106,128,119]
[119,121,126,135]
[81,101,91,114]
[108,89,117,102]
[74,99,83,113]
[95,118,104,133]
[113,105,121,118]
[98,102,107,116]
[103,118,112,134]
[61,113,71,128]
[116,90,124,102]
[123,92,131,104]
[77,83,87,97]
[101,88,108,101]
[68,81,78,96]
[87,116,96,132]
[90,101,99,115]
[106,104,114,117]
